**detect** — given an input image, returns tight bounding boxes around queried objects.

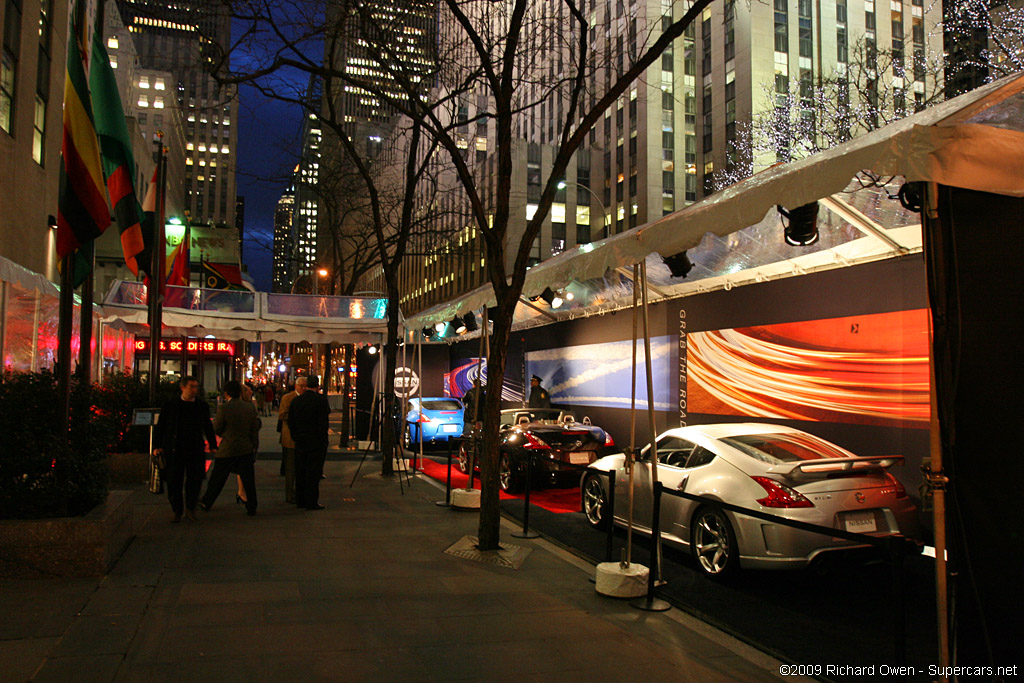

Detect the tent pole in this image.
[417,329,423,464]
[922,182,950,680]
[639,259,662,581]
[626,263,640,566]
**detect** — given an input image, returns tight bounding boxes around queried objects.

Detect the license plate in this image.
[569,452,591,465]
[442,424,459,433]
[844,511,877,533]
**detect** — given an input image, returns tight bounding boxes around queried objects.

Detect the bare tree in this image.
[214,0,715,549]
[716,39,946,188]
[945,0,1024,80]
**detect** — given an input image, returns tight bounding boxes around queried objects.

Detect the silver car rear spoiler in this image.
[767,455,904,481]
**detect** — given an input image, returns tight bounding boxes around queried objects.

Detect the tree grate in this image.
[444,535,532,569]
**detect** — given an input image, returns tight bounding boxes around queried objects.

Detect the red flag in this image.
[166,223,190,288]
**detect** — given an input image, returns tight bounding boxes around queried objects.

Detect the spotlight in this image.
[455,316,467,334]
[564,291,574,301]
[462,312,478,332]
[539,288,560,307]
[422,326,435,339]
[367,344,378,355]
[434,321,446,334]
[779,201,820,246]
[662,251,694,278]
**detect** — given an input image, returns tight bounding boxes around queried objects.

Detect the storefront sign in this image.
[134,338,236,356]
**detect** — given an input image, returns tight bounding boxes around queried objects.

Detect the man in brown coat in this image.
[277,377,306,504]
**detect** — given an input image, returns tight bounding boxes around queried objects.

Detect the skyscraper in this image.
[115,0,238,227]
[272,183,295,293]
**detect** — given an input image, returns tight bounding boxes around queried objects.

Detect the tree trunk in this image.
[476,304,514,550]
[379,280,402,477]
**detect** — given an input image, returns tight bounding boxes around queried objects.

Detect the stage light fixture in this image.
[779,201,820,246]
[434,321,447,334]
[462,312,478,332]
[564,291,574,301]
[662,251,694,278]
[455,316,468,334]
[367,344,378,355]
[539,288,560,307]
[422,326,435,339]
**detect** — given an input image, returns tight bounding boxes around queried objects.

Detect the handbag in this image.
[151,450,167,471]
[148,456,164,494]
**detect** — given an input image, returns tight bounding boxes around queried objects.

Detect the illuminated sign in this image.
[134,338,236,356]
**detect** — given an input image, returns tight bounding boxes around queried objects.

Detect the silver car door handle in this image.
[676,474,689,490]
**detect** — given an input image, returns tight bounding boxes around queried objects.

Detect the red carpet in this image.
[413,456,582,514]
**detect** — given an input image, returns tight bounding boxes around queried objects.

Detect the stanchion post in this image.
[512,452,539,539]
[436,436,454,507]
[890,535,908,665]
[605,469,616,563]
[631,481,671,612]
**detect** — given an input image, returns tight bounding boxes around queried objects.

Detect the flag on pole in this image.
[57,18,110,273]
[166,223,191,288]
[89,18,145,277]
[139,166,162,293]
[201,260,247,290]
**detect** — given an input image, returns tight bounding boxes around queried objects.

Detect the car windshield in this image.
[421,400,462,411]
[719,432,855,464]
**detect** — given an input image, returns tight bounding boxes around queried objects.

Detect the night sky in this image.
[237,85,302,291]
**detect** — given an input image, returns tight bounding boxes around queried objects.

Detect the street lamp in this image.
[557,180,609,242]
[317,268,329,295]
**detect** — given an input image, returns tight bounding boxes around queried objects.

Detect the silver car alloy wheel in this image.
[693,508,734,576]
[582,475,605,527]
[499,454,512,491]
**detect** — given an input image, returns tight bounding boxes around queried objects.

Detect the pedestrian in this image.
[288,374,331,510]
[462,378,485,425]
[200,380,261,516]
[277,377,305,503]
[263,384,275,416]
[153,376,217,523]
[255,383,266,416]
[528,374,551,409]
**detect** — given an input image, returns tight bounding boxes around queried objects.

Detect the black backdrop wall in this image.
[928,186,1024,667]
[450,253,930,510]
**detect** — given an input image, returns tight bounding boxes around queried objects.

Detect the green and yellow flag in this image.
[57,20,110,274]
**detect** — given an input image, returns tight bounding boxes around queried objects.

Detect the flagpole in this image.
[57,256,74,438]
[78,250,94,384]
[147,137,165,404]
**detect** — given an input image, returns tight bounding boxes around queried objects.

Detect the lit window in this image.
[220,145,229,154]
[139,76,150,89]
[107,36,119,50]
[155,78,165,90]
[109,54,117,69]
[154,96,164,109]
[186,158,193,165]
[186,142,194,151]
[137,96,149,107]
[198,144,206,152]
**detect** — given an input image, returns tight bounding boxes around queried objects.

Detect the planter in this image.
[0,490,134,578]
[107,452,151,484]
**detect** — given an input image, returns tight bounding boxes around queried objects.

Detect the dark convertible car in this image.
[458,408,615,492]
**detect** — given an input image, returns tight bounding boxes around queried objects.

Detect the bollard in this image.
[512,453,539,539]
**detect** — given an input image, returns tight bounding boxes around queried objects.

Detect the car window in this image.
[720,432,855,464]
[422,400,462,411]
[685,446,716,468]
[656,436,697,468]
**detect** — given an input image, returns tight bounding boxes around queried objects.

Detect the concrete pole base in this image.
[595,561,649,598]
[450,488,480,510]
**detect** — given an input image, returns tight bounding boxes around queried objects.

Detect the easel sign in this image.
[131,408,160,427]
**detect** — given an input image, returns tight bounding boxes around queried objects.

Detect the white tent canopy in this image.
[101,280,393,343]
[406,73,1024,331]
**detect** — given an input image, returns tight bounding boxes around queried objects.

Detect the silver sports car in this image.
[581,423,918,578]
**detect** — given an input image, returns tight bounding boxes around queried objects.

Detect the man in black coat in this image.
[288,374,331,510]
[154,376,217,522]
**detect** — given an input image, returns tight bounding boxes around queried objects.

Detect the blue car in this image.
[405,397,465,446]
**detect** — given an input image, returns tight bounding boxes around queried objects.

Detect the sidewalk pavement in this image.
[0,411,792,682]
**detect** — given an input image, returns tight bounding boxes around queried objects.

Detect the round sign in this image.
[394,366,420,398]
